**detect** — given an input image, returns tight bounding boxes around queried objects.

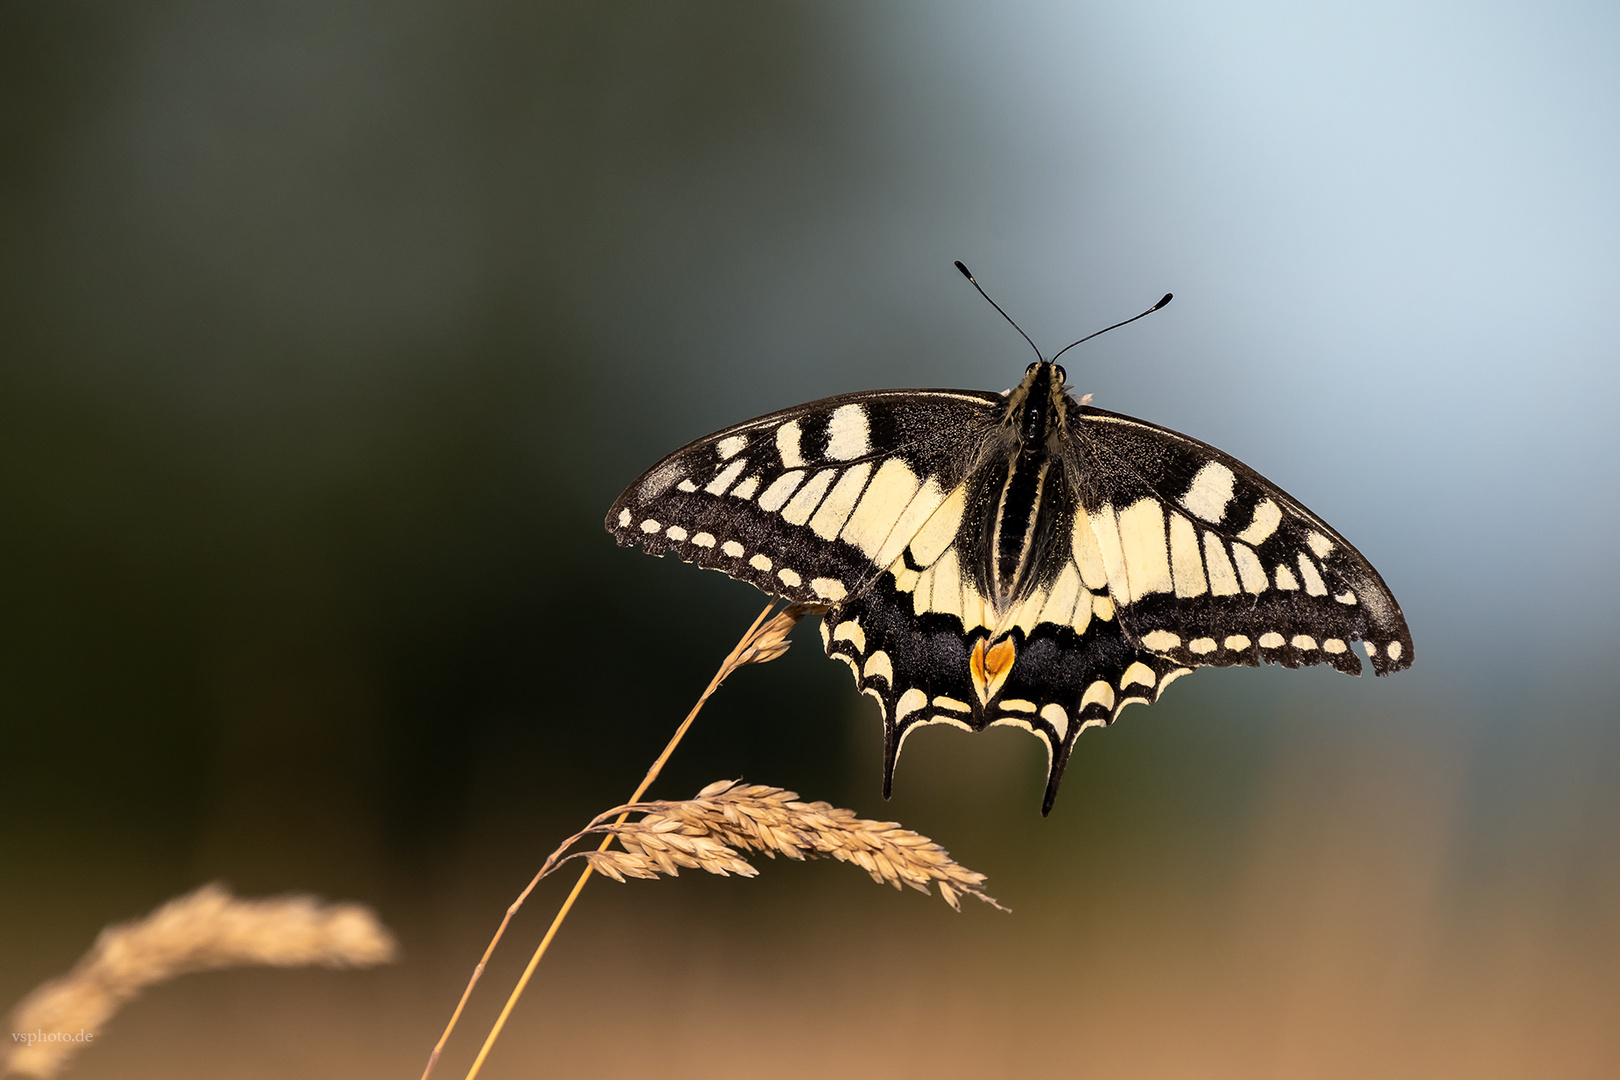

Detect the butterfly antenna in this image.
[1049,293,1173,364]
[955,260,1044,363]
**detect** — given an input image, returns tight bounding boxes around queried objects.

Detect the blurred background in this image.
[3,2,1618,1077]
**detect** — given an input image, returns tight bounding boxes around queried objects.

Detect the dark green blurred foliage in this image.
[0,0,873,941]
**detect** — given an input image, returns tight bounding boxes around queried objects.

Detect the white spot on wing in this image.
[1292,635,1317,650]
[1011,583,1049,638]
[910,558,933,612]
[1237,498,1282,545]
[1233,543,1269,594]
[825,404,871,460]
[874,477,948,570]
[1040,703,1070,742]
[833,620,866,653]
[704,458,748,496]
[1225,634,1251,651]
[777,568,801,587]
[1069,584,1093,635]
[1071,505,1110,590]
[1189,637,1217,654]
[1259,632,1286,649]
[895,688,929,720]
[1117,498,1173,599]
[1324,638,1347,654]
[730,475,761,500]
[1335,589,1357,605]
[863,650,893,685]
[839,458,921,559]
[1141,630,1180,651]
[999,699,1036,713]
[1182,461,1236,523]
[1274,562,1300,590]
[666,526,687,541]
[1388,641,1403,661]
[810,577,846,601]
[780,468,838,526]
[1169,512,1207,598]
[776,421,805,468]
[1297,553,1327,596]
[1202,532,1240,596]
[640,519,661,534]
[721,540,744,558]
[717,435,747,460]
[919,547,964,620]
[757,470,806,512]
[1089,503,1129,603]
[1039,563,1082,628]
[906,486,968,568]
[749,553,773,571]
[809,463,873,540]
[618,509,631,527]
[1081,680,1115,711]
[932,695,971,712]
[1121,661,1157,689]
[693,533,715,548]
[1307,531,1334,558]
[677,479,699,493]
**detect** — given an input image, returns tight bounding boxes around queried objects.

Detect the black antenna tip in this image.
[954,260,975,281]
[1154,292,1173,310]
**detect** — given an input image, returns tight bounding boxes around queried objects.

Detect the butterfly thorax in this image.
[981,362,1073,613]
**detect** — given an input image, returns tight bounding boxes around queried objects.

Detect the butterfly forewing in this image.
[1070,406,1414,678]
[607,389,1002,607]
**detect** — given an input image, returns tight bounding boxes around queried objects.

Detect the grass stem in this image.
[419,601,783,1080]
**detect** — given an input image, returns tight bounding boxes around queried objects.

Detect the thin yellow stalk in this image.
[419,600,784,1080]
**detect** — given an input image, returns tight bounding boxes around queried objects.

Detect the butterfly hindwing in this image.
[1071,405,1414,677]
[815,442,1205,813]
[825,553,1191,812]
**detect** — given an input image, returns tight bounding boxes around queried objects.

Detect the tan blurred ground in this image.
[24,709,1616,1080]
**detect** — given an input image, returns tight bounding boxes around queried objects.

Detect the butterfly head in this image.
[954,259,1169,455]
[1003,360,1071,454]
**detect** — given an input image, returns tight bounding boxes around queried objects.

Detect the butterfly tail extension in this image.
[881,717,900,800]
[1040,727,1084,816]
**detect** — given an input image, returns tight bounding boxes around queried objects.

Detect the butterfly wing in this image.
[1070,404,1415,677]
[606,388,1003,607]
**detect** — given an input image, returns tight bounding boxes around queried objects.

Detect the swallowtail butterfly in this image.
[607,268,1413,813]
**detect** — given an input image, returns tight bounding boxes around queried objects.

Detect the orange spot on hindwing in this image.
[969,635,1018,706]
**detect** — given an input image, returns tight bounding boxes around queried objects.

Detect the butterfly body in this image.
[609,359,1412,813]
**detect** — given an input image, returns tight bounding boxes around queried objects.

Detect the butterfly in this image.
[607,266,1413,813]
